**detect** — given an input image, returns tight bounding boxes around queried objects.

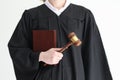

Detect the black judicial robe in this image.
[8,4,112,80]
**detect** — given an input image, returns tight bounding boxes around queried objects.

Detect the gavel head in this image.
[68,32,82,46]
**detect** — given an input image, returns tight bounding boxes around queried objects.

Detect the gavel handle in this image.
[43,41,73,66]
[59,41,73,53]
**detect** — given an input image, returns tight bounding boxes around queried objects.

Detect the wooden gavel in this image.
[44,32,82,66]
[59,32,82,52]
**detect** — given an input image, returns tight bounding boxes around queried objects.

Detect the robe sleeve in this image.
[8,10,40,80]
[81,10,113,80]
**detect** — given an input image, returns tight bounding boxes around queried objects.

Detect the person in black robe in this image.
[8,0,113,80]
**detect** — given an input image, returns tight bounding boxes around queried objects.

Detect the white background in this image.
[0,0,120,80]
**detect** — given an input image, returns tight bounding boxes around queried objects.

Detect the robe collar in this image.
[45,0,71,16]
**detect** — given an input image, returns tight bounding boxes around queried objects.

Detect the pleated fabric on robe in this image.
[8,4,112,80]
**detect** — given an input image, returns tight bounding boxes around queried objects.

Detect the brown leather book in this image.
[33,30,56,52]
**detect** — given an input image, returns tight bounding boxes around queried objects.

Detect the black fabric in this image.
[8,4,112,80]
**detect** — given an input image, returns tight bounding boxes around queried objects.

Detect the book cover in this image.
[33,30,56,52]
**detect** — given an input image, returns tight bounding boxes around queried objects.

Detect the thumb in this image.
[51,48,62,51]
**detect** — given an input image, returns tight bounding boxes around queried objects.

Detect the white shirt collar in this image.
[45,0,71,16]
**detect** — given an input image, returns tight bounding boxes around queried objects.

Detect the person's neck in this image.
[48,0,66,10]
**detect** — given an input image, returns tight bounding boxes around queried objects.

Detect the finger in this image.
[52,59,59,64]
[57,57,62,60]
[57,52,63,58]
[56,55,63,62]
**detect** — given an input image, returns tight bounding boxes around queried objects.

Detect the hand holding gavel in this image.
[39,48,63,65]
[39,32,82,66]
